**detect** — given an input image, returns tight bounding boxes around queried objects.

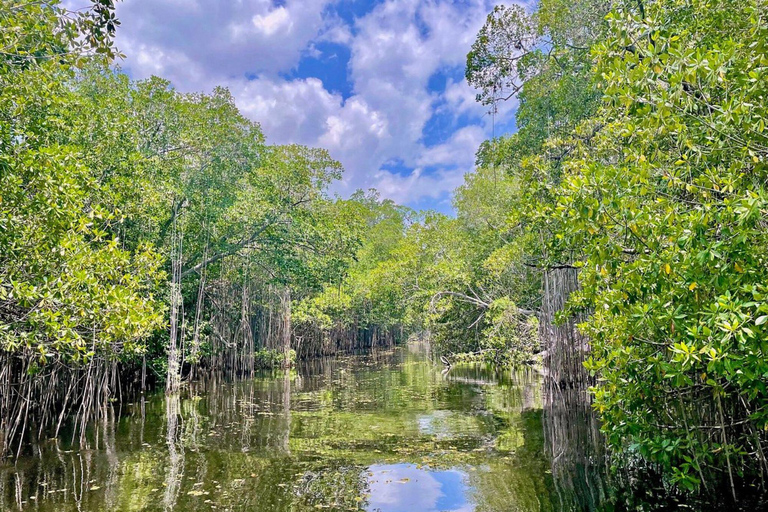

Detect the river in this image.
[0,343,687,511]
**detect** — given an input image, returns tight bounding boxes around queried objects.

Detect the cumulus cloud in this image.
[250,6,292,37]
[106,0,525,210]
[114,0,334,87]
[372,166,467,205]
[232,77,343,146]
[417,125,486,168]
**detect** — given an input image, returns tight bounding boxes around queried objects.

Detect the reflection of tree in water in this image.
[464,373,609,512]
[281,371,291,453]
[4,346,618,511]
[466,408,556,512]
[544,387,609,512]
[465,391,610,512]
[0,406,125,511]
[101,405,121,510]
[163,394,184,511]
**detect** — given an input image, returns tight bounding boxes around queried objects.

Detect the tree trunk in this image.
[166,217,183,394]
[540,267,590,401]
[279,287,291,367]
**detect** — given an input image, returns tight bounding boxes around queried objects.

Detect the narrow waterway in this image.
[1,344,608,511]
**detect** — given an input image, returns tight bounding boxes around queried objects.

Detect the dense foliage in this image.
[4,0,768,499]
[462,0,768,496]
[570,0,768,493]
[0,0,364,453]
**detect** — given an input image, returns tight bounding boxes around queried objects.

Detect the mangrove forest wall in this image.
[3,0,768,503]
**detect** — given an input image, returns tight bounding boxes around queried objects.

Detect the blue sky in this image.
[103,0,521,213]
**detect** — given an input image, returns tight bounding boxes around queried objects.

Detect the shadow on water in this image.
[1,344,744,511]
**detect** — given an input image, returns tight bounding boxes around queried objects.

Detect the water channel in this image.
[0,344,735,511]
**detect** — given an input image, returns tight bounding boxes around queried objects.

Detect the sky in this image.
[94,0,522,213]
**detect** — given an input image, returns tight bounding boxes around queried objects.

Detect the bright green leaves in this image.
[0,1,120,73]
[469,0,768,492]
[292,192,414,341]
[466,5,538,107]
[546,0,768,491]
[0,2,165,367]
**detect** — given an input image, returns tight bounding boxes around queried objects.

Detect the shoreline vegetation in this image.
[3,0,768,507]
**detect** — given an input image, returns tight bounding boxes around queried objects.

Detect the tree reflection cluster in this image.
[2,347,748,511]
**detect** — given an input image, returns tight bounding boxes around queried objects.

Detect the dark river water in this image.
[0,344,665,511]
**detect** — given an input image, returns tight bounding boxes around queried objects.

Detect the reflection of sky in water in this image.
[417,410,448,436]
[417,410,480,440]
[366,463,474,512]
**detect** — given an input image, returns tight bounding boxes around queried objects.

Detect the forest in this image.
[2,0,768,509]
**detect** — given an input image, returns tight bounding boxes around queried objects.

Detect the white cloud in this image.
[417,125,486,168]
[232,77,342,145]
[372,166,467,205]
[317,11,353,45]
[108,0,525,208]
[114,0,333,86]
[443,79,487,119]
[251,6,292,37]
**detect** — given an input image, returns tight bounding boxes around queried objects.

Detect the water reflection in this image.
[1,345,614,511]
[366,464,472,512]
[163,395,184,511]
[543,388,609,512]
